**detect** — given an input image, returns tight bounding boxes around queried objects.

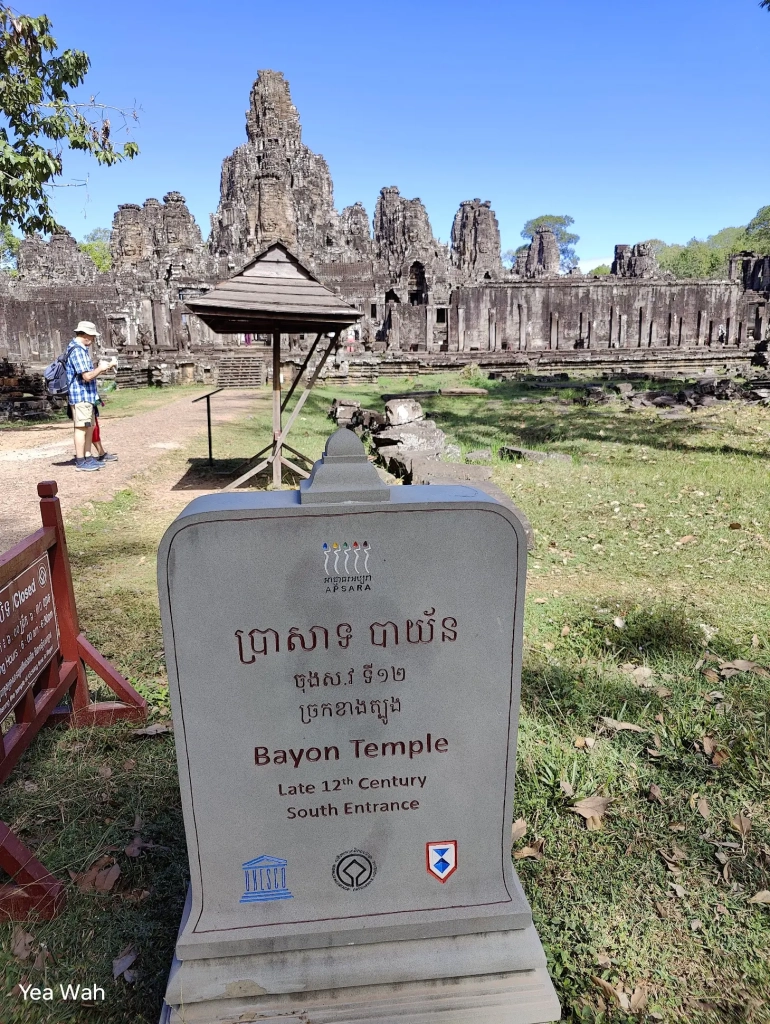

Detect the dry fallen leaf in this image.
[574,736,586,749]
[32,948,51,971]
[702,736,715,755]
[648,783,664,804]
[748,890,770,905]
[22,781,38,793]
[730,813,752,838]
[113,945,138,980]
[678,534,696,544]
[561,625,570,636]
[513,837,545,861]
[622,664,655,687]
[94,862,121,892]
[70,855,121,894]
[569,795,612,830]
[697,798,710,820]
[591,976,621,1005]
[711,748,730,767]
[584,736,595,749]
[124,835,155,858]
[630,985,648,1012]
[690,919,703,931]
[11,927,34,961]
[702,667,721,684]
[123,759,137,772]
[559,780,574,798]
[596,952,612,969]
[721,660,770,679]
[132,723,172,737]
[511,818,527,844]
[670,883,686,898]
[534,598,547,605]
[123,888,152,903]
[99,765,112,779]
[613,616,626,629]
[601,716,644,733]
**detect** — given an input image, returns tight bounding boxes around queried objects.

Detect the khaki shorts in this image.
[71,402,94,427]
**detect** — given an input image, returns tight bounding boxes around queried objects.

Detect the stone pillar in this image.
[649,321,657,347]
[517,304,525,350]
[549,312,559,349]
[458,307,466,351]
[488,308,496,351]
[619,314,627,347]
[425,306,434,351]
[391,310,400,351]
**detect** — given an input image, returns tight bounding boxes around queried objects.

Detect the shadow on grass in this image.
[428,392,768,461]
[171,458,309,491]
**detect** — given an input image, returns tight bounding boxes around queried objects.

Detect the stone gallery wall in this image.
[1,69,767,380]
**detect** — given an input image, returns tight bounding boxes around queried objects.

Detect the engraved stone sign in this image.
[158,429,560,1024]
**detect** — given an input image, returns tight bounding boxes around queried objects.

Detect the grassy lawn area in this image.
[1,374,768,1022]
[0,384,208,431]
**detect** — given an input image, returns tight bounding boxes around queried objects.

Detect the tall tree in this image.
[521,215,579,271]
[0,6,139,234]
[746,205,770,254]
[1,222,20,271]
[78,226,111,271]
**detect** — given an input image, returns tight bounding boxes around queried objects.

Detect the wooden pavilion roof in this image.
[184,242,362,335]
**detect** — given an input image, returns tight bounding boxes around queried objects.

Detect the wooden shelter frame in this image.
[184,243,362,490]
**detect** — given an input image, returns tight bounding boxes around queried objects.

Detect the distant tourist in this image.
[66,321,118,472]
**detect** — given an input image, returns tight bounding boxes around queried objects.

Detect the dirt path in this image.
[0,389,267,551]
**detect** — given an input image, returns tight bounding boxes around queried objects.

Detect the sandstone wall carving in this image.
[1,69,767,378]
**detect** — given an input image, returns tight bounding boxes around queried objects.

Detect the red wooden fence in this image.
[0,481,147,919]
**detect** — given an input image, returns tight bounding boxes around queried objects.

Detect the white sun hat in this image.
[74,320,100,337]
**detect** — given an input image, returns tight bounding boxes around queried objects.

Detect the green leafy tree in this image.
[78,225,111,271]
[746,205,770,254]
[521,215,579,271]
[643,221,754,280]
[502,243,528,268]
[0,6,139,234]
[1,221,20,271]
[590,263,611,275]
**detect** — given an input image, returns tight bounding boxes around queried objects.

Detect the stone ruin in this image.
[1,68,768,388]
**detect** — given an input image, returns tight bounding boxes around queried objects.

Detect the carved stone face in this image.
[119,224,144,258]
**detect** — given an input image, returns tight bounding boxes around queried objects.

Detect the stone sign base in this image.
[160,890,560,1024]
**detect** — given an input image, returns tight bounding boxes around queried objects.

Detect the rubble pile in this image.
[326,392,535,550]
[0,359,55,422]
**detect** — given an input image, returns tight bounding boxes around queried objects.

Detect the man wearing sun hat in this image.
[66,321,118,472]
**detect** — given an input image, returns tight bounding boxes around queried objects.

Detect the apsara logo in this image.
[322,541,371,576]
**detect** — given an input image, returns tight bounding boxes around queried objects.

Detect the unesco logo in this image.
[332,849,376,892]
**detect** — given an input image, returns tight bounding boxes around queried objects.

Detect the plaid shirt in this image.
[66,339,99,405]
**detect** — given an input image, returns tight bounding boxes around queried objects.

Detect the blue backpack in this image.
[43,349,71,397]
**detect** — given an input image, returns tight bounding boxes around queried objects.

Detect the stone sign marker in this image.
[158,429,560,1023]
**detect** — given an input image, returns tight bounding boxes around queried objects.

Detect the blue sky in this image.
[41,0,770,268]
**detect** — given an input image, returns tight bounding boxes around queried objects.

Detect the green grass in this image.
[0,375,768,1022]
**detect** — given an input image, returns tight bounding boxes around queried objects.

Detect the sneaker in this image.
[75,458,101,472]
[96,452,118,462]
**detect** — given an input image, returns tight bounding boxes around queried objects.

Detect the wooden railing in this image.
[0,481,147,919]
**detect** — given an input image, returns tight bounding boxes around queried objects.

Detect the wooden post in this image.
[37,481,89,714]
[272,330,282,488]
